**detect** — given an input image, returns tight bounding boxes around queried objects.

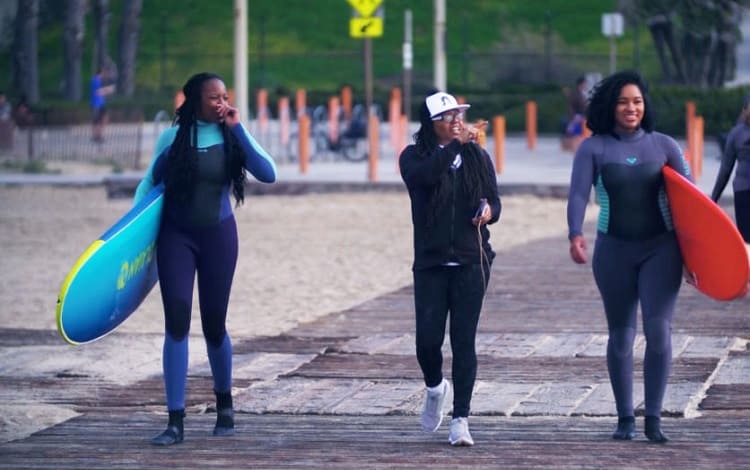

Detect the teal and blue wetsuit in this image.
[135,120,276,412]
[567,129,691,419]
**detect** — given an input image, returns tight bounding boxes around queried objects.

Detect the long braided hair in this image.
[164,72,247,206]
[413,97,495,226]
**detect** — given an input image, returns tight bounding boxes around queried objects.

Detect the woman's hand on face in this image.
[569,235,588,264]
[220,104,240,126]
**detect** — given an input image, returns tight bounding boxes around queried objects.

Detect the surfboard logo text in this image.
[117,242,156,290]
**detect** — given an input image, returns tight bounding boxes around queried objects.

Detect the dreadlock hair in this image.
[585,70,655,136]
[413,96,496,227]
[165,72,247,206]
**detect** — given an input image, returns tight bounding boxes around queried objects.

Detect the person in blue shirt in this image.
[90,68,114,143]
[134,72,277,446]
[567,71,691,443]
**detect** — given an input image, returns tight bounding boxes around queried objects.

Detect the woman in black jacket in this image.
[399,91,501,446]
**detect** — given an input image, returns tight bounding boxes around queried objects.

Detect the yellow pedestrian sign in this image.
[350,17,383,38]
[347,0,383,18]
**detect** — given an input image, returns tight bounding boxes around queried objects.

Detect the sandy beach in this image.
[0,185,594,337]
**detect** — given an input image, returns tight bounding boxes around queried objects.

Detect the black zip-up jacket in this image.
[400,139,501,271]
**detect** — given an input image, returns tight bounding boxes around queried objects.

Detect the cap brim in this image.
[430,103,471,118]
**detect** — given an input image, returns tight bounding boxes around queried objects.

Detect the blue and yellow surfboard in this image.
[56,184,164,345]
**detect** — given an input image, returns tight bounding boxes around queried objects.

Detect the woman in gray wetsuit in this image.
[566,71,691,443]
[711,92,750,242]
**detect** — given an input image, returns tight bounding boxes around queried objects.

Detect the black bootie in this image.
[214,390,235,436]
[644,415,669,443]
[151,409,185,446]
[612,416,636,440]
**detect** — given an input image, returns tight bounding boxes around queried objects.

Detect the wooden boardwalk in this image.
[1,231,749,469]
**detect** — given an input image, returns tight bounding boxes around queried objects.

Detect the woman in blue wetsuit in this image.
[566,71,691,443]
[134,72,277,446]
[711,92,750,242]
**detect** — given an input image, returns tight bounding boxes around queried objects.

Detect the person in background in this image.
[399,91,501,447]
[710,92,750,242]
[562,76,589,151]
[0,91,13,149]
[566,70,691,443]
[133,72,277,446]
[90,67,115,143]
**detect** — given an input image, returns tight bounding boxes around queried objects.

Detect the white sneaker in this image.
[449,417,474,446]
[420,379,450,432]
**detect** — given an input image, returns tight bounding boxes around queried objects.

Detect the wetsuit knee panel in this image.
[164,299,191,341]
[643,318,672,354]
[608,327,636,358]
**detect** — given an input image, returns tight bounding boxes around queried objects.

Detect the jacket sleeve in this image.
[481,146,501,225]
[230,123,277,183]
[399,140,462,188]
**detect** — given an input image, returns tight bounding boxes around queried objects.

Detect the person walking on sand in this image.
[567,70,691,443]
[399,91,501,447]
[133,72,277,446]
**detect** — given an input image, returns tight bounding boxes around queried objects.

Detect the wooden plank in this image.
[2,412,750,468]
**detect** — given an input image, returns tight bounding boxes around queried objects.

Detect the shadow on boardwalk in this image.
[1,229,749,468]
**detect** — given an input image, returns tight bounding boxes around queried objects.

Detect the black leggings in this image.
[413,264,488,419]
[592,231,682,418]
[734,189,750,243]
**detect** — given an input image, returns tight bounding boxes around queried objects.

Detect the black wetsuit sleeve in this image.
[711,126,740,202]
[567,137,597,240]
[660,134,692,182]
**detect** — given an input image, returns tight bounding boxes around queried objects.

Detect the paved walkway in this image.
[1,221,749,468]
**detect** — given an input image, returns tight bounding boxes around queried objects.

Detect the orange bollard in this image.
[295,89,307,119]
[694,116,704,179]
[328,96,340,145]
[174,91,185,111]
[368,114,379,182]
[526,101,537,150]
[685,101,696,168]
[493,116,505,174]
[299,114,310,174]
[389,88,402,150]
[257,89,268,132]
[396,114,408,172]
[341,85,353,121]
[279,96,290,146]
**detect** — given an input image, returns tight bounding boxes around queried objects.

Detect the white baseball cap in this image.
[426,92,471,119]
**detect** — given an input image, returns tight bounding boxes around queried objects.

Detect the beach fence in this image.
[2,107,150,171]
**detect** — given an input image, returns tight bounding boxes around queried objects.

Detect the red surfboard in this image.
[662,166,749,301]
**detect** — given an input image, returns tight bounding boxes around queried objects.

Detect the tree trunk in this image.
[62,0,86,102]
[92,0,112,75]
[117,0,142,97]
[13,0,39,104]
